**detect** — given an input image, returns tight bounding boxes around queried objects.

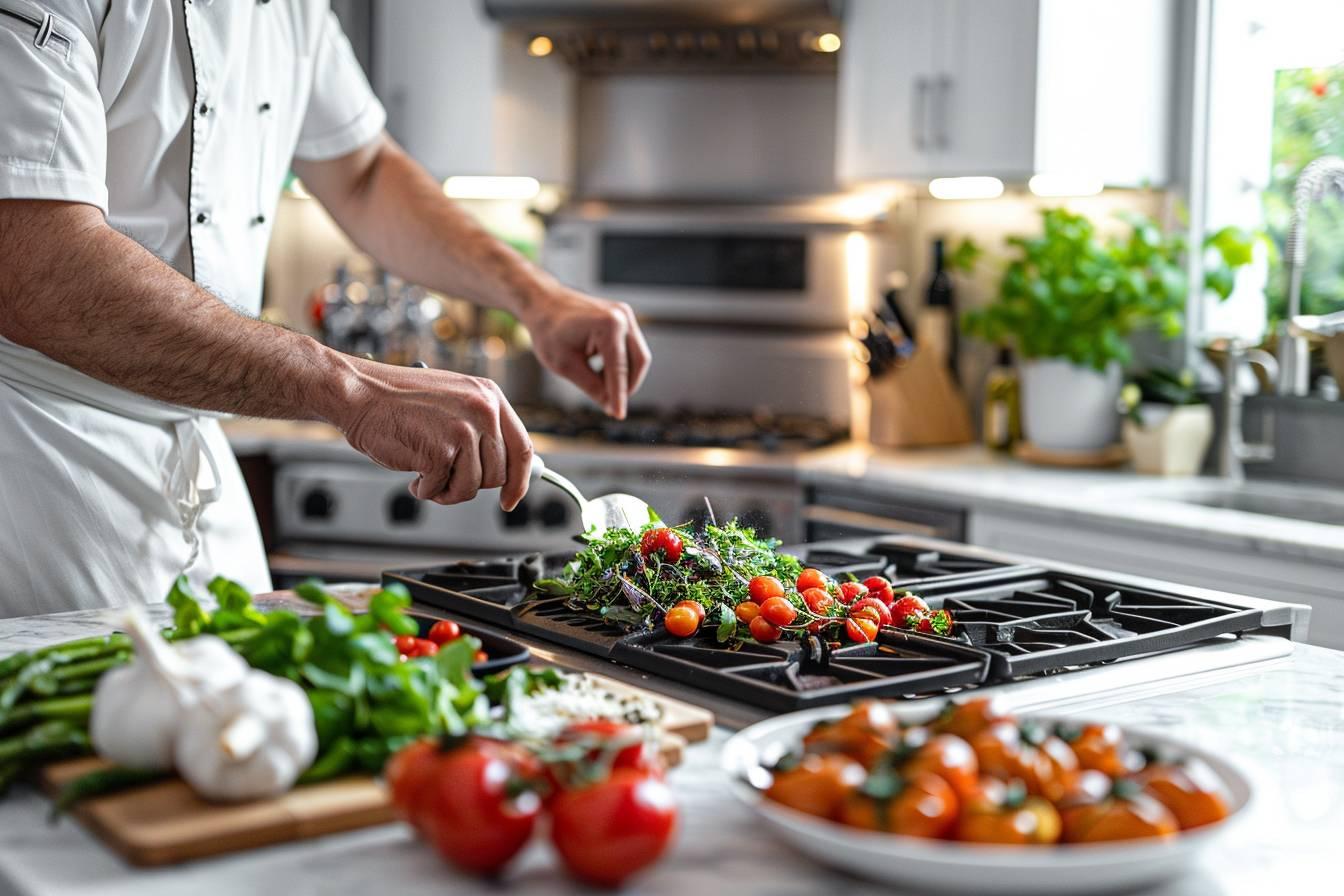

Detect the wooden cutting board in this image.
[40,672,713,867]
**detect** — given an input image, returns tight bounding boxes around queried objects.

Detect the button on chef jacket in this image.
[0,0,386,615]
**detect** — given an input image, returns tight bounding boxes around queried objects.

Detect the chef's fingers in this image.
[556,353,607,413]
[433,435,483,505]
[622,303,652,395]
[599,311,631,420]
[410,444,456,501]
[499,401,533,512]
[479,419,508,494]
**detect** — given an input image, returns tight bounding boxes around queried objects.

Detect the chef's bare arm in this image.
[0,199,529,510]
[291,132,651,421]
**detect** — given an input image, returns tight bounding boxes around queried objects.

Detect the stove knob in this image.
[539,499,569,528]
[387,493,420,525]
[301,487,335,520]
[502,500,530,529]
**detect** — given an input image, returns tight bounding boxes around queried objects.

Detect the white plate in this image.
[722,703,1252,895]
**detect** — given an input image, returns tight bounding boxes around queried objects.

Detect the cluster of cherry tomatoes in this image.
[661,565,953,646]
[393,618,488,664]
[386,720,677,887]
[765,698,1230,845]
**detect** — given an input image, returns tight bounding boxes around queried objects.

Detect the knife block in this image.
[866,312,974,449]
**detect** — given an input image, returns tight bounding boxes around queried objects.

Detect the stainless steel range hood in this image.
[483,0,838,27]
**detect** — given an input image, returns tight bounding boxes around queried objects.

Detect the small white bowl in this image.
[722,704,1252,895]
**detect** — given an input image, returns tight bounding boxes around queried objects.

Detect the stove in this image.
[384,536,1307,713]
[519,406,848,454]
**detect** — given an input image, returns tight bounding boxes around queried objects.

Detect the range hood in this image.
[483,0,842,73]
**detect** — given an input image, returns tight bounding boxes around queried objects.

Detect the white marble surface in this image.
[0,608,1341,896]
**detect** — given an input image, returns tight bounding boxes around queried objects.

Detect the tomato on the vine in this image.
[735,601,762,624]
[393,634,418,655]
[849,597,892,627]
[802,587,835,614]
[759,596,798,627]
[864,576,896,604]
[796,568,830,593]
[845,616,879,643]
[891,594,930,622]
[426,619,462,645]
[639,527,684,563]
[750,615,782,643]
[552,720,663,779]
[671,600,706,625]
[837,581,866,605]
[550,770,678,887]
[663,606,700,638]
[748,575,785,603]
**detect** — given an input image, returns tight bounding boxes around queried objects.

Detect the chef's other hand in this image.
[523,286,651,420]
[333,362,532,510]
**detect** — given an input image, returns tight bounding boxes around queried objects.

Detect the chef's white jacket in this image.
[0,0,386,614]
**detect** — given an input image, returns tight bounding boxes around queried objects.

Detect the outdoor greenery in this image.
[1264,66,1344,320]
[961,208,1258,371]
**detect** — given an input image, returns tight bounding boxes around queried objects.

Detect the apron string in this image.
[167,418,223,576]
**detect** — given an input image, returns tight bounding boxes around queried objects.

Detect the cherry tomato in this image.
[639,527,684,563]
[915,608,954,636]
[837,581,866,605]
[1060,780,1179,843]
[956,778,1061,845]
[932,698,1012,740]
[473,650,489,664]
[838,771,959,838]
[864,576,896,605]
[663,606,700,638]
[671,600,706,625]
[845,616,879,643]
[796,568,830,593]
[1134,762,1230,830]
[802,587,835,614]
[401,737,544,875]
[550,770,678,887]
[748,575,785,603]
[849,597,893,627]
[749,615,782,643]
[384,738,439,830]
[901,731,979,800]
[1021,725,1080,802]
[402,637,439,658]
[891,594,930,624]
[426,619,462,645]
[735,601,761,624]
[759,596,798,627]
[393,634,418,655]
[803,702,899,768]
[766,753,866,819]
[970,721,1058,798]
[1061,723,1142,778]
[553,720,663,779]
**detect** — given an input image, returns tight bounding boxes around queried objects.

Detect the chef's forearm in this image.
[0,200,362,425]
[292,134,551,319]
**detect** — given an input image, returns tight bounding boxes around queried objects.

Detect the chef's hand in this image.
[522,286,651,420]
[333,362,533,510]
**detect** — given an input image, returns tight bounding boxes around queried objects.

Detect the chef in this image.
[0,1,650,616]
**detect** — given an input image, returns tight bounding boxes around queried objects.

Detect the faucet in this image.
[1277,156,1344,395]
[1217,339,1278,482]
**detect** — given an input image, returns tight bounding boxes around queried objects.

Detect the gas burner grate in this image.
[384,537,1281,712]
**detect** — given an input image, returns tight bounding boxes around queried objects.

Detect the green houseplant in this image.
[962,208,1256,452]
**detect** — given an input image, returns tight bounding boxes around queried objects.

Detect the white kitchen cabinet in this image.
[837,0,1176,186]
[969,510,1344,650]
[373,0,573,183]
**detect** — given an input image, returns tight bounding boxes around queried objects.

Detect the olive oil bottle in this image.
[983,348,1021,451]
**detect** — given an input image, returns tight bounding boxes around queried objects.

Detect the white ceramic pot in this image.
[1019,359,1121,452]
[1123,403,1214,476]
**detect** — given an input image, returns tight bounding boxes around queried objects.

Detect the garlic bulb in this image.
[174,670,317,802]
[90,608,247,770]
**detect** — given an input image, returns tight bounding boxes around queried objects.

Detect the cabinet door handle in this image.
[913,77,929,150]
[934,75,952,150]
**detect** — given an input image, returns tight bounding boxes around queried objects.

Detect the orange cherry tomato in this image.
[955,777,1062,845]
[932,698,1013,740]
[670,600,706,625]
[766,753,866,820]
[838,771,959,838]
[1134,762,1230,830]
[901,731,980,800]
[970,721,1059,798]
[1062,723,1142,778]
[735,601,762,624]
[749,615,782,643]
[845,616,879,643]
[759,596,798,627]
[748,575,785,603]
[802,587,835,614]
[663,606,700,638]
[473,650,488,664]
[1060,779,1179,843]
[803,702,899,768]
[796,568,830,593]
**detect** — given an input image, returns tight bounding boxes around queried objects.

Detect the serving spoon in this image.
[529,455,654,536]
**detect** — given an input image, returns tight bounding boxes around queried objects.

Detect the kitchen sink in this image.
[1144,481,1344,527]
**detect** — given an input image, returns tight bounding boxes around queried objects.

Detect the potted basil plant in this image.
[962,208,1256,453]
[1117,368,1214,476]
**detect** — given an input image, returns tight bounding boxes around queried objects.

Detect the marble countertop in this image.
[0,604,1340,896]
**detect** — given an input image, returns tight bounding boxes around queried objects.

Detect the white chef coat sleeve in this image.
[0,0,107,213]
[293,10,387,161]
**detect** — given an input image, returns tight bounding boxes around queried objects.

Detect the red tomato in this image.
[796,568,830,593]
[837,581,866,605]
[845,616,879,643]
[397,737,543,876]
[671,600,706,625]
[664,606,700,638]
[802,587,835,614]
[863,576,896,604]
[749,615,782,643]
[426,619,462,645]
[916,609,954,636]
[759,596,798,627]
[891,594,930,623]
[748,575,785,603]
[550,770,678,887]
[393,634,418,655]
[384,738,439,830]
[735,601,762,624]
[639,528,684,563]
[553,720,663,779]
[849,597,893,627]
[411,638,439,657]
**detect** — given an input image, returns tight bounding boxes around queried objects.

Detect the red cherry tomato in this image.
[554,720,663,778]
[837,581,866,604]
[411,638,439,657]
[735,601,762,624]
[796,568,830,593]
[748,575,785,603]
[393,634,418,655]
[849,597,893,627]
[639,528,684,563]
[750,615,782,643]
[891,594,931,624]
[671,600,706,625]
[864,576,896,605]
[384,738,439,830]
[759,596,799,627]
[664,606,700,638]
[473,650,489,664]
[802,587,835,614]
[550,770,678,887]
[426,619,462,645]
[846,616,879,643]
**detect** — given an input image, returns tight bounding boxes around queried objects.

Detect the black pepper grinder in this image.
[925,238,959,384]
